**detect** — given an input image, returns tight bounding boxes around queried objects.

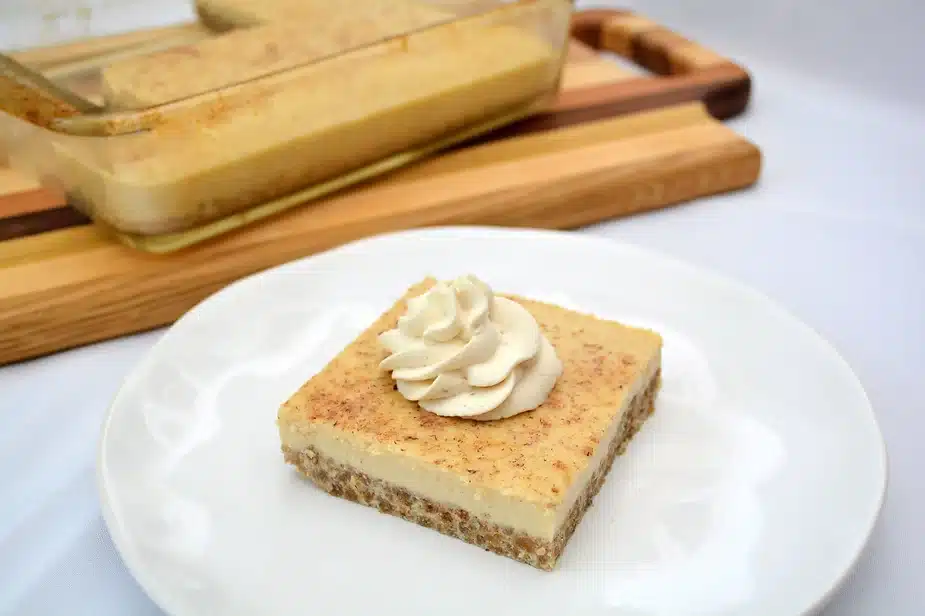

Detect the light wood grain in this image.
[0,102,760,363]
[560,59,634,89]
[0,168,40,198]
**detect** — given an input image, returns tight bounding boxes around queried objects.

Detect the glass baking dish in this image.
[0,0,572,252]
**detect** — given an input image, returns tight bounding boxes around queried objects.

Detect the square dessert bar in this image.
[278,278,662,570]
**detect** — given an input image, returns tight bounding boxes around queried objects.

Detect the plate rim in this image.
[96,225,889,616]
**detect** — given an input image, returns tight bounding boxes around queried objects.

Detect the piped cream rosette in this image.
[378,275,563,421]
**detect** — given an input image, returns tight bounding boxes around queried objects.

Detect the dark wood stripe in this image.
[0,206,90,241]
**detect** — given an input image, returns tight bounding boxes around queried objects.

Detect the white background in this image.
[1,0,923,614]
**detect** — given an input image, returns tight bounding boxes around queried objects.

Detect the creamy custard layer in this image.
[278,279,664,540]
[281,356,659,539]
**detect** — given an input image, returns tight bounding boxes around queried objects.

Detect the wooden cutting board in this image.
[0,9,762,365]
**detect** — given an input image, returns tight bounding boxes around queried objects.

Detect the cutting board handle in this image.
[565,9,752,120]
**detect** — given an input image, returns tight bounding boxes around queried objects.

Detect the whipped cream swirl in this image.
[378,275,563,421]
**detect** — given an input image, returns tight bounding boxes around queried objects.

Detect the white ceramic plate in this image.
[98,227,886,616]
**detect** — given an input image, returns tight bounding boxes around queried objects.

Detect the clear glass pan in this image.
[1,0,572,251]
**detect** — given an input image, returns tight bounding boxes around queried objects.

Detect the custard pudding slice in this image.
[278,276,662,570]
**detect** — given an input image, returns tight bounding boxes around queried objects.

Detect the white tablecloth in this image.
[2,1,923,614]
